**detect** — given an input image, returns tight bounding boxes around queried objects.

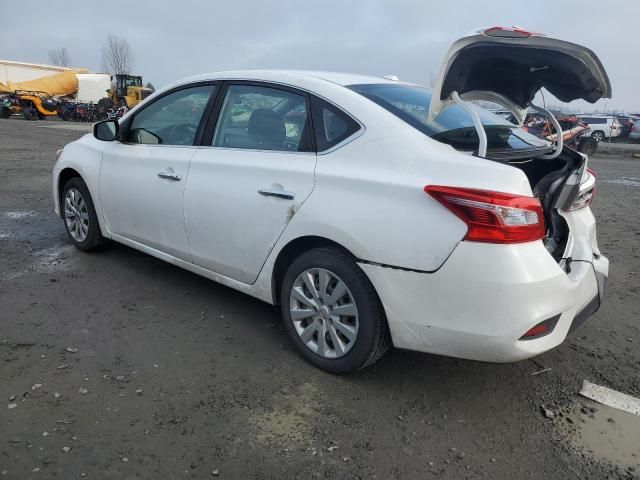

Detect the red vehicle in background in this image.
[522,114,598,156]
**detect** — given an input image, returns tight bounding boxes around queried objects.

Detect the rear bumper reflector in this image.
[519,314,561,341]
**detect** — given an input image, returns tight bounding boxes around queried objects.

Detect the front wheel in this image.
[61,177,107,251]
[280,247,390,373]
[591,130,605,142]
[23,107,38,120]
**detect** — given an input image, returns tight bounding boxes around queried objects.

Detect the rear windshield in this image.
[348,83,551,155]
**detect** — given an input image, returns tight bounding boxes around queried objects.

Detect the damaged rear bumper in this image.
[568,268,607,334]
[359,240,608,363]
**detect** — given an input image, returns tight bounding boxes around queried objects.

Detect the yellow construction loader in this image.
[101,74,153,109]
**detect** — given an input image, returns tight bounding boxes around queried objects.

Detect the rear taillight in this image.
[424,186,545,244]
[483,26,536,38]
[568,169,597,210]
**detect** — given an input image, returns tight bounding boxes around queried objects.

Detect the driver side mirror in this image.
[94,120,118,141]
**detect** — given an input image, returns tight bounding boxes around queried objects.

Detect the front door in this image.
[99,83,217,260]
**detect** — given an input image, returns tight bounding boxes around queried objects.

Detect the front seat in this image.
[248,109,286,150]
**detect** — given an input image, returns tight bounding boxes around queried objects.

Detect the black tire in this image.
[23,107,38,121]
[578,137,598,156]
[591,130,605,142]
[61,177,108,251]
[280,247,391,373]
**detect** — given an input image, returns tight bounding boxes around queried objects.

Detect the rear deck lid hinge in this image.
[451,91,488,158]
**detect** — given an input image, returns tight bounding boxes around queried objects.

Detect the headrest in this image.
[248,109,285,148]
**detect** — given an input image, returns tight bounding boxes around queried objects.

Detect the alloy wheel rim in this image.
[64,188,89,242]
[289,268,359,359]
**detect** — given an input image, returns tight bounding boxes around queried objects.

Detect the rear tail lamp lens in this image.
[483,26,535,38]
[568,169,597,211]
[424,185,545,244]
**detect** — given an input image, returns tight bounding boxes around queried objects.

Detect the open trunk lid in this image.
[428,27,612,125]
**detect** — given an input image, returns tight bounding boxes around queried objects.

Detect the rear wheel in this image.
[61,177,107,251]
[578,137,598,156]
[280,247,390,373]
[591,130,605,142]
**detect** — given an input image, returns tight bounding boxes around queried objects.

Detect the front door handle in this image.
[258,187,295,200]
[157,169,181,181]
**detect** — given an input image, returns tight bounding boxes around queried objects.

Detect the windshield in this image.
[348,83,551,155]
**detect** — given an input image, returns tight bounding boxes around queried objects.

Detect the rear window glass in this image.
[348,83,550,154]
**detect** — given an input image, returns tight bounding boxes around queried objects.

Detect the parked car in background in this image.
[578,115,621,142]
[52,27,610,373]
[629,119,640,141]
[615,115,637,138]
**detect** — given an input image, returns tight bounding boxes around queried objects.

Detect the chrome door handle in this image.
[157,170,181,181]
[258,188,295,200]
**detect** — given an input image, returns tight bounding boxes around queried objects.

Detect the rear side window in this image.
[311,96,360,152]
[212,84,313,152]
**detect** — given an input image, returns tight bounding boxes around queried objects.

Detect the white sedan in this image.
[53,27,610,373]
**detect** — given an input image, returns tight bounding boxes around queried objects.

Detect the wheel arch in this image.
[271,235,359,305]
[57,168,83,218]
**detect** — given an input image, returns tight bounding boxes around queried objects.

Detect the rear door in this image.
[99,83,217,260]
[184,82,316,284]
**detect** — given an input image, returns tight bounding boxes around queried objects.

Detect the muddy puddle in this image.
[558,400,640,472]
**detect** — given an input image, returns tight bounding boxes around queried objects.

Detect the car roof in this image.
[169,70,418,89]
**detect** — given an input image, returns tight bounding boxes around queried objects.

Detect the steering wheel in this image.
[168,123,197,145]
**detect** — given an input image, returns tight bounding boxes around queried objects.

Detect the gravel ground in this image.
[1,118,639,479]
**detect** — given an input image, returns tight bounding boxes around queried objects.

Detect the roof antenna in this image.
[383,75,399,81]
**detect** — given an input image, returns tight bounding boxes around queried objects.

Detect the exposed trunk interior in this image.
[497,148,583,262]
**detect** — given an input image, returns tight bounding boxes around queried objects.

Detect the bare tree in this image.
[48,47,71,67]
[101,35,134,75]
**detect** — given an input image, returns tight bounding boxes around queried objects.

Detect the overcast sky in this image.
[1,1,638,112]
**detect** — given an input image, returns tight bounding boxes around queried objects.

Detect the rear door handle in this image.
[258,188,295,200]
[157,169,181,181]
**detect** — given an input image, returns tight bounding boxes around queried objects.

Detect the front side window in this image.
[126,84,215,146]
[213,84,312,152]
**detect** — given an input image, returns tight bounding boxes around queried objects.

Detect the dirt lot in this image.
[1,118,639,479]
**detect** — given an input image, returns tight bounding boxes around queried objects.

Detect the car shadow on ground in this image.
[99,241,538,400]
